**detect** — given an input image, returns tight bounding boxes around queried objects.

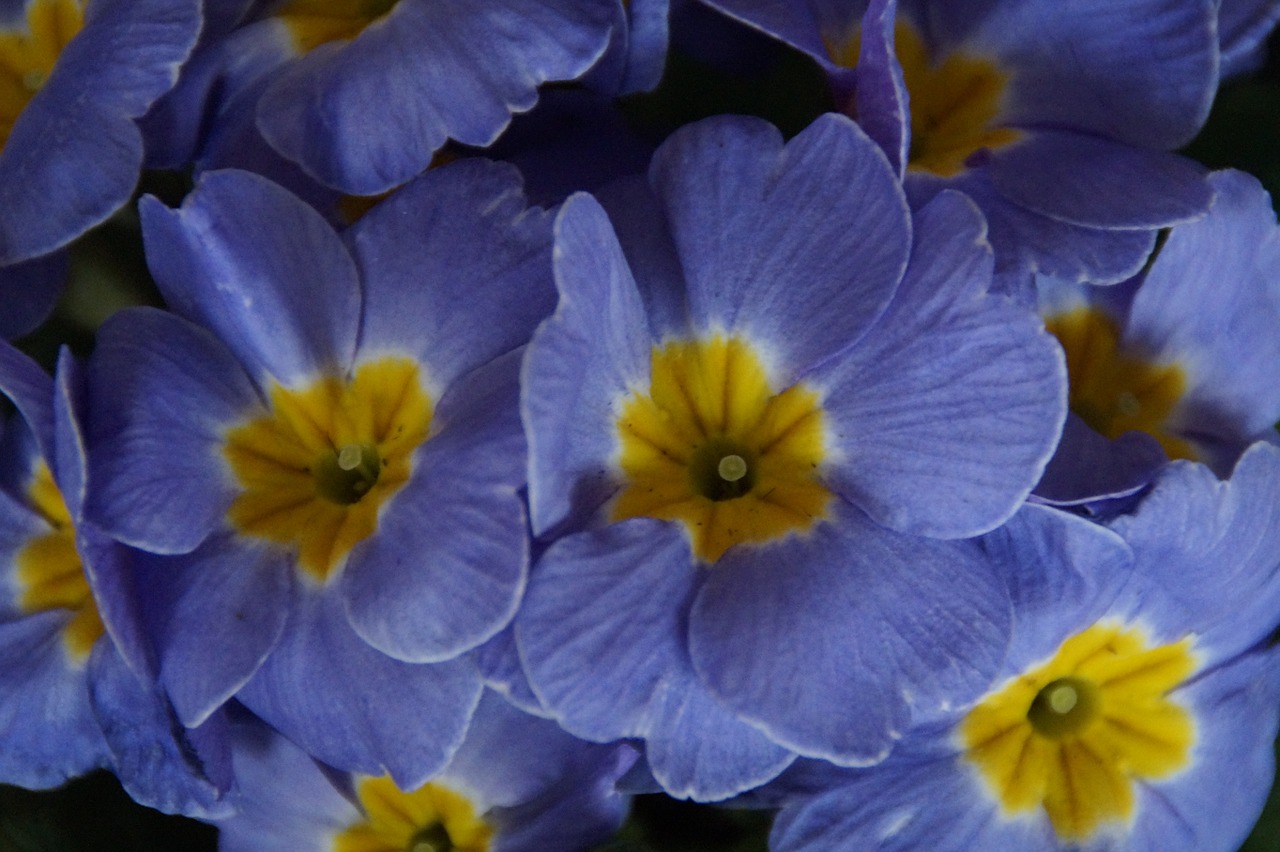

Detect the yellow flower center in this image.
[276,0,398,53]
[829,19,1021,177]
[15,461,103,661]
[1044,307,1194,460]
[611,336,831,563]
[333,776,492,852]
[0,0,84,149]
[960,623,1196,841]
[222,357,432,583]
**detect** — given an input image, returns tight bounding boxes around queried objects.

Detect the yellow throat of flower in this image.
[828,18,1021,176]
[15,460,103,661]
[1045,307,1194,460]
[333,775,492,852]
[276,0,398,52]
[960,622,1196,841]
[611,335,831,563]
[0,0,84,149]
[222,357,433,583]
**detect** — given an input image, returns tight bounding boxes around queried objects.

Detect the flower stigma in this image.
[612,335,831,563]
[717,453,748,483]
[223,356,432,583]
[1027,676,1099,738]
[316,441,382,505]
[1045,682,1076,714]
[960,622,1196,841]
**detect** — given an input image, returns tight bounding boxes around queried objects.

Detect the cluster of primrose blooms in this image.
[3,0,1280,850]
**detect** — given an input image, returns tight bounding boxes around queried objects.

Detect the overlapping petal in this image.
[88,642,234,818]
[987,131,1211,230]
[0,612,107,788]
[923,171,1158,286]
[853,0,908,176]
[1108,444,1280,666]
[690,499,1009,764]
[85,308,260,555]
[237,586,482,790]
[812,191,1065,538]
[643,668,796,801]
[134,533,293,728]
[517,516,795,800]
[346,158,555,394]
[706,0,1217,283]
[522,193,652,537]
[0,251,65,340]
[0,0,201,262]
[517,519,697,745]
[340,351,528,663]
[944,0,1216,149]
[1033,414,1167,507]
[257,0,615,194]
[1125,170,1280,443]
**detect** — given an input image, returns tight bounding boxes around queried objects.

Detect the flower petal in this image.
[1143,648,1280,851]
[690,500,1009,764]
[988,130,1212,230]
[88,641,234,819]
[522,193,652,537]
[814,191,1065,538]
[0,252,65,340]
[346,158,555,392]
[341,352,528,663]
[1032,413,1167,507]
[136,534,293,727]
[257,0,614,194]
[770,753,1051,851]
[1108,443,1280,667]
[940,0,1216,149]
[139,170,361,387]
[469,626,547,717]
[921,170,1158,285]
[85,308,259,555]
[1125,169,1280,443]
[650,113,909,377]
[853,0,908,176]
[643,670,796,801]
[0,612,107,788]
[0,0,201,261]
[516,518,696,744]
[238,586,482,789]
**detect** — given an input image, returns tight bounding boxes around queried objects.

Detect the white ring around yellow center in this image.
[960,622,1196,841]
[222,356,432,583]
[611,335,831,563]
